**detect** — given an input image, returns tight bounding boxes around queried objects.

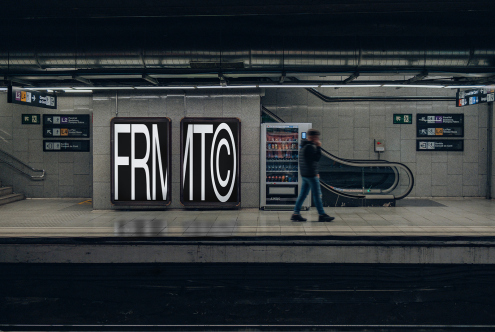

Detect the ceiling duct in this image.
[0,37,493,76]
[190,61,244,69]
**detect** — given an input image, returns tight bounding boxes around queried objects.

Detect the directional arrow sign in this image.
[8,86,57,109]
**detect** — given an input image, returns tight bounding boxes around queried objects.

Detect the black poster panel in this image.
[111,117,172,206]
[180,118,241,207]
[416,139,464,151]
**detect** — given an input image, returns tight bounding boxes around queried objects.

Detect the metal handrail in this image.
[0,149,45,180]
[261,105,414,200]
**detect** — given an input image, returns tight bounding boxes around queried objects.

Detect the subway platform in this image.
[1,197,495,264]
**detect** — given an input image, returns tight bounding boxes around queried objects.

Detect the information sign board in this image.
[43,140,90,152]
[43,114,90,126]
[456,88,495,107]
[180,117,241,207]
[417,114,463,125]
[44,127,89,138]
[417,126,463,137]
[416,139,463,151]
[417,114,464,138]
[22,114,40,124]
[43,114,90,138]
[8,86,57,109]
[393,114,412,124]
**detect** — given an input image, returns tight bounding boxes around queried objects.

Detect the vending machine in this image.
[260,123,312,210]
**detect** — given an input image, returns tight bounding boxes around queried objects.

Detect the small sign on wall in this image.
[180,117,241,207]
[22,114,40,124]
[393,114,412,124]
[111,117,172,206]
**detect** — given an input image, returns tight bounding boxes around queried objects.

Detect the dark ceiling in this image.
[3,0,495,19]
[1,1,495,88]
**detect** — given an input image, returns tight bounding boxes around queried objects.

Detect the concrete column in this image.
[490,102,494,198]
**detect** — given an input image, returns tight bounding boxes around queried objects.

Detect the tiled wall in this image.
[261,87,489,198]
[92,89,262,210]
[0,93,93,198]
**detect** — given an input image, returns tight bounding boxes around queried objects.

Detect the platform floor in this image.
[0,198,495,237]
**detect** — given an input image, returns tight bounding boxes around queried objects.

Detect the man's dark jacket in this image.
[299,139,321,178]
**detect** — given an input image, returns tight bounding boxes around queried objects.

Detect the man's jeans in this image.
[293,176,325,215]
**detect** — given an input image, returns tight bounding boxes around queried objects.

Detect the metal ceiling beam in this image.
[142,74,158,85]
[6,76,34,86]
[335,72,359,89]
[395,70,428,89]
[72,76,92,85]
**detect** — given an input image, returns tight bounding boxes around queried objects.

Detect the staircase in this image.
[0,180,25,206]
[0,149,43,206]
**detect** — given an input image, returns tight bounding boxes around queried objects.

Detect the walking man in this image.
[291,129,335,222]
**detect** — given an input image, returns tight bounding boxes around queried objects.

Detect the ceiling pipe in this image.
[0,37,493,75]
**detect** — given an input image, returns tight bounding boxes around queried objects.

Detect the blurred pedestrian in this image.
[291,129,335,222]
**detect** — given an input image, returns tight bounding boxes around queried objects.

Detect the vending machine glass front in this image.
[265,126,299,205]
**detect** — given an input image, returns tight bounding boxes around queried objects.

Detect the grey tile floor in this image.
[0,198,494,237]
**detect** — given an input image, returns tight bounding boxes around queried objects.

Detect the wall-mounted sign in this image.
[180,118,240,207]
[456,88,495,107]
[417,126,463,137]
[8,86,57,109]
[43,114,91,138]
[22,114,40,124]
[416,139,463,151]
[44,127,90,138]
[43,140,90,152]
[417,114,464,138]
[111,117,171,206]
[417,114,463,125]
[393,114,412,124]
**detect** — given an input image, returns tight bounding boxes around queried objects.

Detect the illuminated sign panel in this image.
[111,117,171,206]
[456,88,494,107]
[180,118,241,207]
[8,86,57,109]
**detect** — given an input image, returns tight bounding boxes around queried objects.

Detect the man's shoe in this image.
[291,214,307,222]
[318,214,335,222]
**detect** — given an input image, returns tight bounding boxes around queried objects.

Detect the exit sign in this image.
[22,114,40,124]
[394,114,412,124]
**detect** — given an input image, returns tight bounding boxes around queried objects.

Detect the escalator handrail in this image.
[320,148,405,196]
[261,105,414,200]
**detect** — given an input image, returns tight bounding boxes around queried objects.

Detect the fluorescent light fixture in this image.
[134,86,196,89]
[26,87,67,90]
[196,85,257,89]
[64,89,93,93]
[73,87,134,90]
[444,85,488,89]
[319,84,381,88]
[382,84,445,88]
[258,84,319,88]
[0,88,8,91]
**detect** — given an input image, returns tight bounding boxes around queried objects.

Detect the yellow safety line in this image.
[78,199,92,205]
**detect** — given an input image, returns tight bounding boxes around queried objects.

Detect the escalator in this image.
[262,106,414,207]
